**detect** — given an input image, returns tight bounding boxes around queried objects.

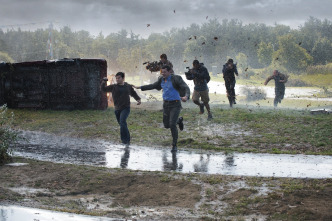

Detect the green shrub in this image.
[0,105,17,165]
[286,78,310,87]
[306,63,332,75]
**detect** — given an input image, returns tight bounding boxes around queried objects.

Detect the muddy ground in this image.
[1,157,331,220]
[1,101,332,220]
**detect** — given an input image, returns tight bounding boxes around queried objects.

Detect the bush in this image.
[306,63,332,75]
[286,78,310,87]
[0,105,17,165]
[241,87,267,102]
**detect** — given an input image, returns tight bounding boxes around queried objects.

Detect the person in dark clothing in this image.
[189,60,212,120]
[134,65,190,153]
[101,72,141,146]
[222,58,239,107]
[264,70,288,107]
[159,54,174,73]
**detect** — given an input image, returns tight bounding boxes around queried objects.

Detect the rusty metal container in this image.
[0,58,107,110]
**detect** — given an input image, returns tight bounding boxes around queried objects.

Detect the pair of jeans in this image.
[163,101,181,147]
[114,107,131,144]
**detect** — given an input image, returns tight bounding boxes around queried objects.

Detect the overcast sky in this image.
[1,0,331,38]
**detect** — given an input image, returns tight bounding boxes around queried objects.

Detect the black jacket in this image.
[101,82,140,110]
[141,74,191,99]
[222,63,238,80]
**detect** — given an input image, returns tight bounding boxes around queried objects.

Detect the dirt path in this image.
[1,157,332,220]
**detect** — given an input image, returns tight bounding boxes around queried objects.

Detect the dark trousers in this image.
[274,86,285,107]
[225,77,236,99]
[114,107,131,144]
[163,101,181,147]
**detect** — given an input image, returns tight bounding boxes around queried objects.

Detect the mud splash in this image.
[12,131,332,179]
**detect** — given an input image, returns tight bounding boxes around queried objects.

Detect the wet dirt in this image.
[11,130,332,179]
[1,158,331,220]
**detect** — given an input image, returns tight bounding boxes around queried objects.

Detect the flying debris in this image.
[245,68,248,71]
[189,37,192,40]
[184,60,187,62]
[299,42,302,45]
[275,57,279,60]
[147,24,150,27]
[206,16,208,19]
[214,37,218,41]
[194,36,197,39]
[173,9,176,13]
[202,42,206,45]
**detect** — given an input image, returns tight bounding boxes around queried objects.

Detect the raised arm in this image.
[139,77,162,91]
[264,75,274,85]
[100,79,114,92]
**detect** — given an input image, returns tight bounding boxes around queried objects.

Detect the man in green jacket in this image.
[135,65,190,153]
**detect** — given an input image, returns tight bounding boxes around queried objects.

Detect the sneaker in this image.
[199,103,205,114]
[171,146,178,153]
[207,113,213,120]
[177,117,184,131]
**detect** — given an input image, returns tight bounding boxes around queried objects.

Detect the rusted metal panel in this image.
[0,58,107,110]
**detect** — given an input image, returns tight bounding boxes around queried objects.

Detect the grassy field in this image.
[9,97,332,155]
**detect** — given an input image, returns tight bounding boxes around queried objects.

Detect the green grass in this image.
[9,101,332,155]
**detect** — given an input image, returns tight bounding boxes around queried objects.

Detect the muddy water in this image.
[0,205,121,221]
[12,131,332,179]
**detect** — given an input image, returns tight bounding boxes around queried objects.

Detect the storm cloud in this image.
[0,0,331,37]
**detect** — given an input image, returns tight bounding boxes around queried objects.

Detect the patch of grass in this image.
[281,180,305,194]
[159,175,173,183]
[202,175,223,185]
[9,102,332,155]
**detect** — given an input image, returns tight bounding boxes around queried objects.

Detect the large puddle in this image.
[12,131,332,179]
[0,205,121,221]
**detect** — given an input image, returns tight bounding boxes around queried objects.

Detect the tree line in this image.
[0,17,331,77]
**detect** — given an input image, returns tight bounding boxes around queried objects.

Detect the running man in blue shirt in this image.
[135,65,190,152]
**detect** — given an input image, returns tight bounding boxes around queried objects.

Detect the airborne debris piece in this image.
[143,61,162,72]
[310,109,332,115]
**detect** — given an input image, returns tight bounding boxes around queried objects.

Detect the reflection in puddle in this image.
[12,131,332,179]
[0,205,121,221]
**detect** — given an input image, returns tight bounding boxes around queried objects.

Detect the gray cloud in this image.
[0,0,331,38]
